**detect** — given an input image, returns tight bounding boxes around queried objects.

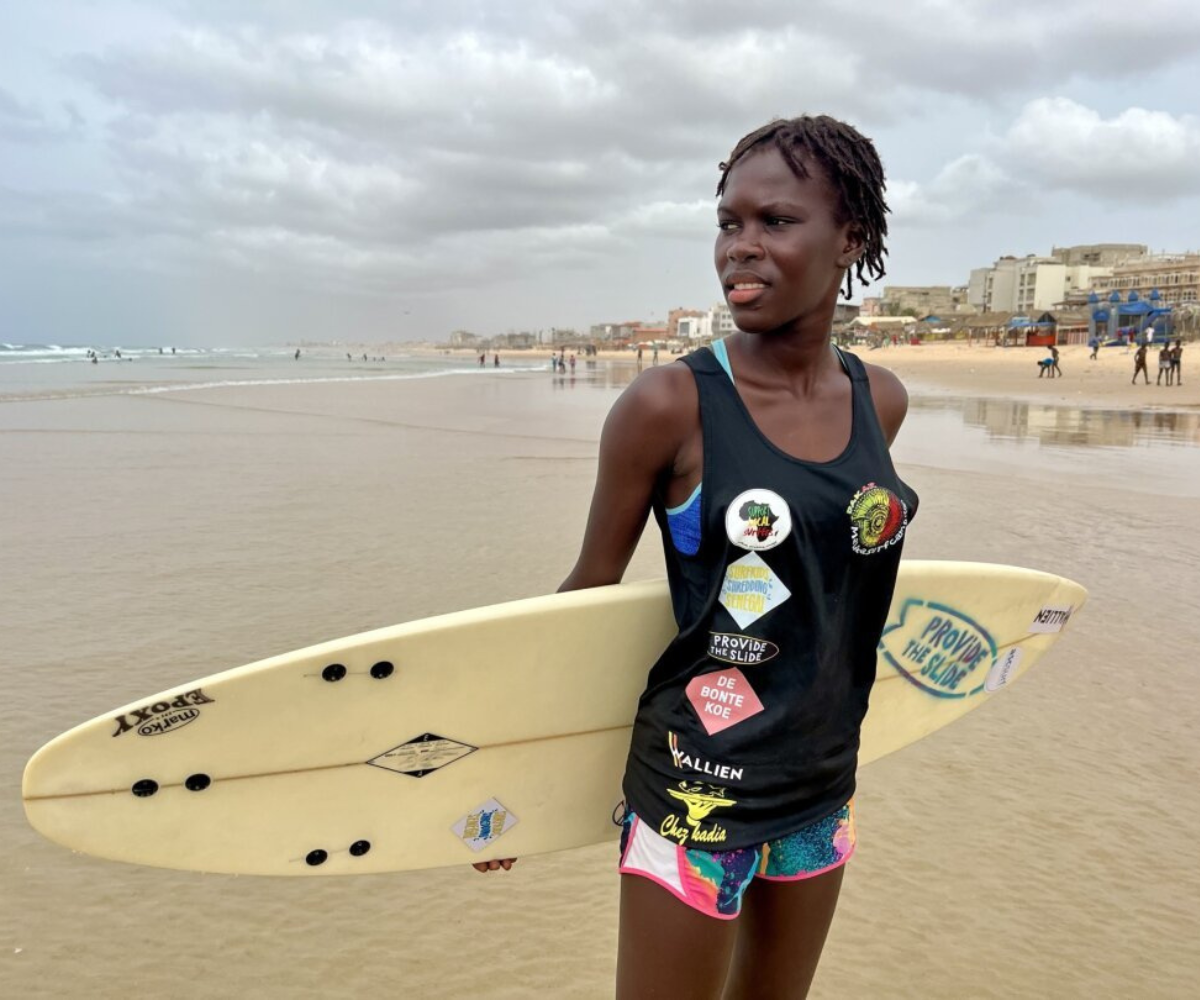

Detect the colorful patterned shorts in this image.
[618,800,856,920]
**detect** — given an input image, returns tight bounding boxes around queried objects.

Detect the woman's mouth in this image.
[728,282,767,306]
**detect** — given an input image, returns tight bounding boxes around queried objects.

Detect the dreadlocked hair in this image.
[717,115,889,300]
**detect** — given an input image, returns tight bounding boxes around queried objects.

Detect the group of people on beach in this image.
[1047,336,1187,387]
[1132,340,1184,386]
[1037,345,1061,378]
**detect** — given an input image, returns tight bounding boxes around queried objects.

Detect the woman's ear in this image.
[837,225,865,269]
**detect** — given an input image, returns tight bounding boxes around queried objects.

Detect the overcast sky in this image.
[2,0,1199,347]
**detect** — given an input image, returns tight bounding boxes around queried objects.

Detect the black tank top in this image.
[621,345,918,850]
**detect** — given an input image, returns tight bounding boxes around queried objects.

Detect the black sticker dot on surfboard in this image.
[370,661,394,679]
[185,773,211,792]
[305,850,328,866]
[349,840,371,857]
[131,779,159,797]
[321,664,347,682]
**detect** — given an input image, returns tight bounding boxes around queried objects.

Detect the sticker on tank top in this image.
[724,488,793,551]
[661,781,737,846]
[668,730,746,782]
[846,482,909,555]
[718,551,791,629]
[685,666,765,735]
[707,632,780,666]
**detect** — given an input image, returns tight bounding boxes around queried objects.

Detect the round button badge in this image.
[725,489,792,551]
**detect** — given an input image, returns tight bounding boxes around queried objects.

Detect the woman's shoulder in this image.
[857,358,909,445]
[604,359,700,442]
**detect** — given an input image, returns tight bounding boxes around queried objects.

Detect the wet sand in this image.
[2,362,1198,998]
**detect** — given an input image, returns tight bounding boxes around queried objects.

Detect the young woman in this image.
[478,115,918,999]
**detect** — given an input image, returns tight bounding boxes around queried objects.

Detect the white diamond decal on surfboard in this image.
[368,733,478,778]
[452,798,518,852]
[718,551,791,629]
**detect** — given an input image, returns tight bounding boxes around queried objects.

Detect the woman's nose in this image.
[727,229,764,261]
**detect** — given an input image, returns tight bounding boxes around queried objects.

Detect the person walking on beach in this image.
[1049,345,1061,378]
[1088,335,1099,360]
[1157,344,1173,386]
[475,114,917,1000]
[1171,340,1183,385]
[1132,343,1150,384]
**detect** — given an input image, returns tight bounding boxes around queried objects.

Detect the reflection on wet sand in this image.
[915,395,1200,449]
[582,358,1200,451]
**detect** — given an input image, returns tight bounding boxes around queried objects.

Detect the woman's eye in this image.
[766,217,792,227]
[717,220,739,232]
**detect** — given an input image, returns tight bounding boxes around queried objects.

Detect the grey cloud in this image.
[998,97,1200,202]
[890,153,1022,227]
[4,1,1199,344]
[0,87,79,143]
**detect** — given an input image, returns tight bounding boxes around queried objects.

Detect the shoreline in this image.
[304,340,1199,414]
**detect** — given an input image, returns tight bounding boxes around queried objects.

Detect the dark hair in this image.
[717,115,889,299]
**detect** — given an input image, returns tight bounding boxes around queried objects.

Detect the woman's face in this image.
[714,146,859,335]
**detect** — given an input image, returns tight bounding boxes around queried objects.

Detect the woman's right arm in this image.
[559,364,698,593]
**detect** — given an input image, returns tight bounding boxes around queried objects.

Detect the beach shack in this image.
[1038,311,1090,346]
[1012,315,1055,348]
[953,312,1016,346]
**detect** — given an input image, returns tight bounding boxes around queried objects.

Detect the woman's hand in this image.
[472,858,517,872]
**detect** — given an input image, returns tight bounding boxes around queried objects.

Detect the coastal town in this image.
[445,243,1198,355]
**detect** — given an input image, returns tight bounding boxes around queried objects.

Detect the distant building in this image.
[1050,243,1147,268]
[448,329,480,347]
[633,324,669,343]
[667,308,705,340]
[1091,254,1200,306]
[710,303,736,337]
[969,256,1112,313]
[493,331,537,349]
[590,322,636,343]
[676,314,712,341]
[879,285,969,317]
[833,302,861,324]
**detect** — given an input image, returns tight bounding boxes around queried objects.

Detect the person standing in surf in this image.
[477,115,917,1000]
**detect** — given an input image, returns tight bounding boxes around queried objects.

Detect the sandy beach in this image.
[2,348,1198,998]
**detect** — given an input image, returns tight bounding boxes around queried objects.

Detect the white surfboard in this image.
[23,561,1085,876]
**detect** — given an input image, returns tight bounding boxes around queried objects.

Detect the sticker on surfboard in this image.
[1028,606,1073,633]
[985,648,1023,693]
[368,733,477,778]
[452,798,518,852]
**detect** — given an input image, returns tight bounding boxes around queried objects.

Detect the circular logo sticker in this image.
[846,483,908,555]
[725,489,792,551]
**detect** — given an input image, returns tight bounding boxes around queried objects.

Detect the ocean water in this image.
[0,342,551,402]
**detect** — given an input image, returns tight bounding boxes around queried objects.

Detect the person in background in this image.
[1132,343,1150,385]
[1157,343,1173,386]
